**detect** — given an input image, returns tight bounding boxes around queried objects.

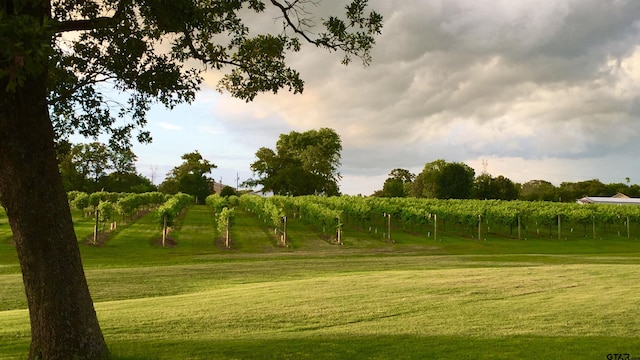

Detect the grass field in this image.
[1,205,640,359]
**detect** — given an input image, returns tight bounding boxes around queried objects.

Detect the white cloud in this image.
[137,0,640,195]
[157,122,183,131]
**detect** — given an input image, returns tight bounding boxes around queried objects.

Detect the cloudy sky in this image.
[131,0,640,195]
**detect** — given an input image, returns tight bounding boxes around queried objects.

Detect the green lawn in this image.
[1,205,640,359]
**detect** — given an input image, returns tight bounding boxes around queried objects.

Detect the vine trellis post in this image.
[93,208,99,245]
[434,214,437,241]
[162,214,167,248]
[225,216,230,248]
[627,216,630,239]
[383,212,392,242]
[282,216,287,246]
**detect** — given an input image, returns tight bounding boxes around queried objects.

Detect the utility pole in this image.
[150,165,159,184]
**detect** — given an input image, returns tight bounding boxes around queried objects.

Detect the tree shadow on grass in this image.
[107,335,636,360]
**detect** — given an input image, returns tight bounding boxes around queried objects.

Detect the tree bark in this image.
[0,71,109,359]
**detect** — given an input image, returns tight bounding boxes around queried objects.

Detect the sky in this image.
[128,0,640,196]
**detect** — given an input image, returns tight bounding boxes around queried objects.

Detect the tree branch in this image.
[55,2,126,33]
[56,17,115,32]
[182,31,243,69]
[270,0,318,46]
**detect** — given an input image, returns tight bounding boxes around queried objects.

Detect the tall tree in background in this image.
[411,160,475,199]
[437,162,475,199]
[58,142,111,191]
[558,179,607,201]
[162,151,216,204]
[0,1,382,358]
[519,180,558,201]
[375,168,414,197]
[249,128,342,195]
[101,147,157,193]
[604,182,640,197]
[410,159,446,198]
[474,174,519,200]
[58,142,153,193]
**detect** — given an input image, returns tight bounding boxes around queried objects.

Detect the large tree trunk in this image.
[0,71,109,359]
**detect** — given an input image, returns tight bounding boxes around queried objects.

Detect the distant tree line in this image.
[63,139,632,203]
[59,143,240,204]
[57,141,156,193]
[59,128,341,202]
[373,159,640,202]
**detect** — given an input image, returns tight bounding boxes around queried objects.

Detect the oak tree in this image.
[161,151,216,204]
[473,173,519,200]
[410,159,446,198]
[58,142,146,192]
[411,160,475,199]
[436,162,475,199]
[519,180,558,201]
[0,1,382,358]
[376,168,415,197]
[249,128,342,195]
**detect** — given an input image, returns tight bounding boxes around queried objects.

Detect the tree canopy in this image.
[160,151,216,203]
[376,160,640,202]
[0,1,382,358]
[473,173,519,200]
[374,168,415,197]
[436,162,475,199]
[249,128,342,196]
[3,0,382,150]
[410,159,446,198]
[58,142,154,193]
[410,160,475,199]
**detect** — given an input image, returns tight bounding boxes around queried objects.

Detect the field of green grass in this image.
[1,205,640,359]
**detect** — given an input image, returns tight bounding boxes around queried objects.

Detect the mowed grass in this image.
[1,205,640,359]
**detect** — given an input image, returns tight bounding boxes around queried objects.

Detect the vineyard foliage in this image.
[206,194,238,242]
[322,196,640,227]
[97,201,115,224]
[285,196,343,234]
[68,191,168,219]
[64,191,640,241]
[156,193,194,227]
[216,207,235,237]
[117,192,167,219]
[239,195,285,231]
[238,195,640,239]
[205,194,238,214]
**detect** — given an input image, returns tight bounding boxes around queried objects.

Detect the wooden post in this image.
[162,214,167,248]
[517,216,521,240]
[225,216,230,248]
[93,209,99,245]
[283,216,287,246]
[558,215,561,240]
[384,213,391,242]
[433,213,438,241]
[478,214,481,240]
[627,216,630,239]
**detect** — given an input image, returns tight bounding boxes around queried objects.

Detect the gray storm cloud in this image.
[208,0,640,190]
